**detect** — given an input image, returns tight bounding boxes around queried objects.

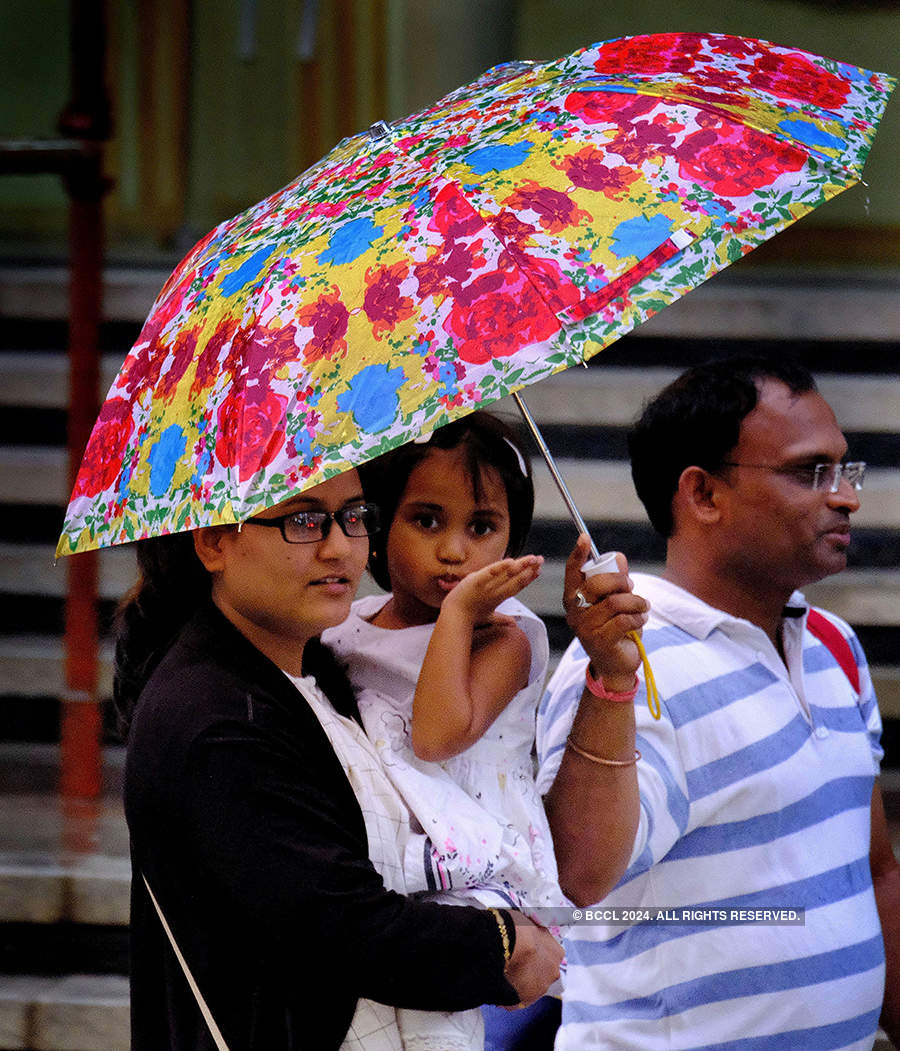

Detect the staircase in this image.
[1,260,898,1049]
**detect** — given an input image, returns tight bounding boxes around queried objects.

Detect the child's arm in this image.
[411,555,543,762]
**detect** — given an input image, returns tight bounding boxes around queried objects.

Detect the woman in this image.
[115,469,562,1049]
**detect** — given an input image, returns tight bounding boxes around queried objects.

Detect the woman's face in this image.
[195,470,370,674]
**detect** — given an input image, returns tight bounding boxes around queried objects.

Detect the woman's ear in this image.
[193,526,233,573]
[676,466,724,527]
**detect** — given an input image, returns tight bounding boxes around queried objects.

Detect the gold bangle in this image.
[566,735,640,767]
[488,907,511,965]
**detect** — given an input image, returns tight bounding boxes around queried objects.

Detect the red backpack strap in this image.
[806,609,860,694]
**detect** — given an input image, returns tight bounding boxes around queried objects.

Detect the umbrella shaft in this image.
[512,392,601,563]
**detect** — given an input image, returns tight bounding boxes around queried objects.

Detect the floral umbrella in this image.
[57,32,895,556]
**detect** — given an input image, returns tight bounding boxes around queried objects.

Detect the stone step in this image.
[0,789,129,928]
[0,544,135,600]
[0,858,131,927]
[2,263,898,340]
[494,369,900,435]
[0,353,123,410]
[0,973,129,1051]
[0,743,124,795]
[2,354,899,436]
[2,578,899,720]
[1,641,898,723]
[3,447,898,527]
[5,543,900,621]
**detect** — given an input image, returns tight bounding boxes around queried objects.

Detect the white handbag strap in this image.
[142,874,230,1051]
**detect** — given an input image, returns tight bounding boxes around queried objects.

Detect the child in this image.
[323,412,563,1051]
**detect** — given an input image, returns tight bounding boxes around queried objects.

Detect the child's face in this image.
[385,445,512,625]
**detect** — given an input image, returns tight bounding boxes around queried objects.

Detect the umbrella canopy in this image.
[58,32,895,556]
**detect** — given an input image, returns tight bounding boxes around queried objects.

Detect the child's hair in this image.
[114,530,360,736]
[361,411,534,593]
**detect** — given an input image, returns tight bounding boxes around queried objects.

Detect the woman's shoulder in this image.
[134,606,313,736]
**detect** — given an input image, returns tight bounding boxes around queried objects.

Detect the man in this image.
[537,357,899,1050]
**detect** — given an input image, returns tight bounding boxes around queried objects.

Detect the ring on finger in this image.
[574,589,591,609]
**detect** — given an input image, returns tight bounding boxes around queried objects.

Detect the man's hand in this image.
[564,535,648,692]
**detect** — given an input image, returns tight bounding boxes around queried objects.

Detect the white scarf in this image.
[288,673,408,1051]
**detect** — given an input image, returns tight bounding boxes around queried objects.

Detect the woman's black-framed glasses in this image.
[244,503,381,544]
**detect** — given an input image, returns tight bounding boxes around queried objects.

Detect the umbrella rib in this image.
[512,391,602,563]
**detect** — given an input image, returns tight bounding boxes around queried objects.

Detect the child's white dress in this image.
[323,592,561,914]
[324,592,563,1050]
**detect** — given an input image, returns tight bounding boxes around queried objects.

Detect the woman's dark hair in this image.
[627,355,817,539]
[114,529,361,734]
[361,411,535,592]
[114,532,212,737]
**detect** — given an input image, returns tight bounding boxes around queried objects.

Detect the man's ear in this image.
[675,466,723,526]
[193,526,233,573]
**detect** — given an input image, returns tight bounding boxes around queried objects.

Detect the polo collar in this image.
[632,573,808,641]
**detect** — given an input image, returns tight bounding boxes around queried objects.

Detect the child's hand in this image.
[563,535,648,691]
[445,555,543,624]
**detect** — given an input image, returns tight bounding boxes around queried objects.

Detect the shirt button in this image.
[814,726,830,740]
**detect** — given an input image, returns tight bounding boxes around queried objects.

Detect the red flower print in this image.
[72,397,135,498]
[244,324,303,376]
[415,242,484,300]
[502,181,591,234]
[676,118,806,197]
[117,343,166,403]
[363,262,416,339]
[677,84,751,110]
[443,261,573,364]
[607,117,679,165]
[748,53,850,112]
[491,210,537,246]
[565,90,658,128]
[296,289,350,365]
[512,253,581,318]
[214,385,288,475]
[591,34,701,76]
[428,183,485,239]
[191,318,240,397]
[157,327,199,401]
[559,148,641,198]
[704,34,765,61]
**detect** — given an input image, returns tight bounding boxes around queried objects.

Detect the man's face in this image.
[716,379,861,593]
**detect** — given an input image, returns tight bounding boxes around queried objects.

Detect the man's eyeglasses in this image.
[243,503,381,544]
[720,461,866,493]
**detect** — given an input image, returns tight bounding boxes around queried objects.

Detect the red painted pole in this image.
[60,185,104,800]
[58,0,111,800]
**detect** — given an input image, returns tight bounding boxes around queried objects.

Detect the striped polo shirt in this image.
[536,573,885,1050]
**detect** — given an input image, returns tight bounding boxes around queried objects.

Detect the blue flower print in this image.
[336,364,406,433]
[318,216,385,267]
[465,142,533,175]
[219,246,275,296]
[148,424,187,498]
[778,119,846,152]
[437,362,458,399]
[609,214,674,260]
[291,429,321,466]
[190,447,212,489]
